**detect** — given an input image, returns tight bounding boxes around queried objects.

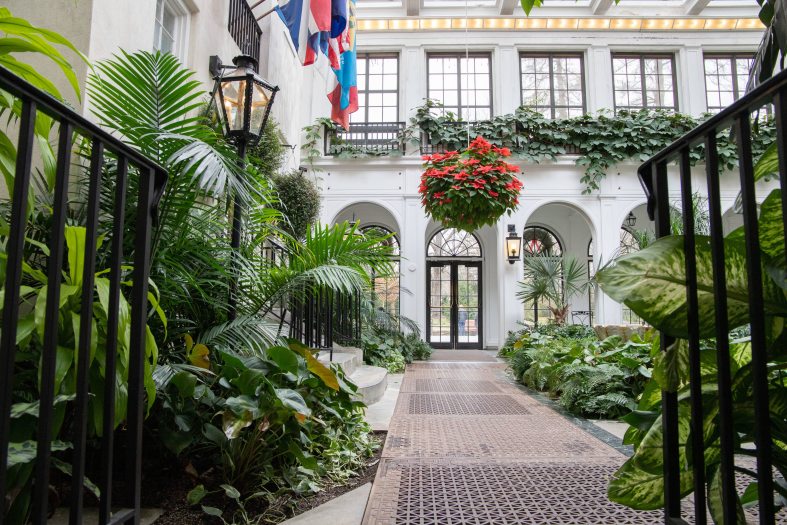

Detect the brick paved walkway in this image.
[362,361,664,525]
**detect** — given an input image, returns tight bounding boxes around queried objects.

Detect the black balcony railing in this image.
[228,0,262,64]
[638,67,787,524]
[0,67,166,524]
[325,122,406,156]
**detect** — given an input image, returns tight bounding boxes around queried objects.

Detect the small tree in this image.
[517,255,589,325]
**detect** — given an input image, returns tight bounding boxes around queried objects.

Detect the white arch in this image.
[522,199,599,248]
[329,199,403,235]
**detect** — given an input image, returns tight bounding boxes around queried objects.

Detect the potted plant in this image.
[419,136,522,232]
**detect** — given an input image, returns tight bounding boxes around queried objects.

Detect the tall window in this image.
[704,54,754,113]
[522,226,562,324]
[427,54,492,121]
[154,0,189,61]
[520,54,585,118]
[362,226,400,317]
[353,54,399,124]
[613,54,677,112]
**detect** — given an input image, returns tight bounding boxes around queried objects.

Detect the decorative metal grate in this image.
[406,394,530,415]
[394,461,664,525]
[413,379,501,393]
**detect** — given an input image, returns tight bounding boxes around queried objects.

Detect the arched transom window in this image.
[428,228,482,257]
[523,226,562,256]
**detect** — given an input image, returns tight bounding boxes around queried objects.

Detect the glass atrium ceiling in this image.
[354,0,762,23]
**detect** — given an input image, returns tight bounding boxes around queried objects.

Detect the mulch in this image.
[151,431,385,525]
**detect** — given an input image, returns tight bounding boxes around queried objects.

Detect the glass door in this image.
[427,261,482,349]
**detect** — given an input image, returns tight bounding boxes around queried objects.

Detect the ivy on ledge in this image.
[307,101,776,193]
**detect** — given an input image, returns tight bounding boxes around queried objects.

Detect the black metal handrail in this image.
[0,66,166,525]
[638,66,787,524]
[228,0,262,65]
[325,122,406,156]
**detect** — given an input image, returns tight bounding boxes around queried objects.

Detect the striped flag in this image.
[327,0,358,129]
[275,0,331,65]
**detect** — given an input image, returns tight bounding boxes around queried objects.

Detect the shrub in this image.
[503,326,652,418]
[360,326,432,373]
[270,170,322,239]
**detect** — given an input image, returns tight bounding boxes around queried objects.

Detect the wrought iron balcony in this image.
[228,0,262,64]
[324,121,407,156]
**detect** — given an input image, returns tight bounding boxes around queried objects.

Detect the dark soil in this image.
[151,431,386,525]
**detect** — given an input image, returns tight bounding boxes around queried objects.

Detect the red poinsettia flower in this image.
[419,136,523,231]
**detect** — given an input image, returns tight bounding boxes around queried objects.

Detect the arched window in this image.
[522,226,562,324]
[619,227,645,324]
[361,225,400,318]
[428,228,482,257]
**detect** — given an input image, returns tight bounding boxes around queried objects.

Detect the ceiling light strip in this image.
[357,17,765,31]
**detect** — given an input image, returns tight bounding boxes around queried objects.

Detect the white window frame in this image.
[154,0,191,63]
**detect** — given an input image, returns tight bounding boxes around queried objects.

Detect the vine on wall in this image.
[308,101,776,193]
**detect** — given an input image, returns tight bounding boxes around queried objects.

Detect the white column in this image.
[400,193,428,336]
[501,206,528,336]
[587,46,613,114]
[401,45,426,122]
[678,46,707,117]
[496,45,520,116]
[596,197,623,325]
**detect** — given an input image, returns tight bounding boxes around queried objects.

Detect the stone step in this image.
[318,351,361,376]
[350,365,388,406]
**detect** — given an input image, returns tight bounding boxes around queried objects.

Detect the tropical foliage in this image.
[503,326,652,418]
[517,255,590,325]
[361,324,432,373]
[595,164,786,517]
[419,136,522,232]
[269,170,322,239]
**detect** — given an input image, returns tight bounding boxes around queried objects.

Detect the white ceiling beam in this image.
[590,0,613,15]
[406,0,420,16]
[683,0,711,15]
[499,0,518,16]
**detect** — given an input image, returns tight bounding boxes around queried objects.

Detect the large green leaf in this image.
[596,235,787,339]
[7,440,71,467]
[608,412,694,509]
[289,340,340,391]
[759,189,784,261]
[267,345,300,375]
[275,388,312,418]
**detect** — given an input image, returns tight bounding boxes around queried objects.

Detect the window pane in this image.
[521,54,584,118]
[355,54,399,122]
[429,54,492,121]
[614,55,676,111]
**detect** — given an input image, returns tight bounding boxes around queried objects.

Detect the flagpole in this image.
[256,7,278,20]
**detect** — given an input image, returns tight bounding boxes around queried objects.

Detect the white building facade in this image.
[11,0,773,350]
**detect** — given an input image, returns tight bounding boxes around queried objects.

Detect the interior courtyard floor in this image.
[361,360,664,525]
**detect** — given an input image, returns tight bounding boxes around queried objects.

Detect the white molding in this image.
[590,0,613,15]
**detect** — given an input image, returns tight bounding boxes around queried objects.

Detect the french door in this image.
[427,261,482,349]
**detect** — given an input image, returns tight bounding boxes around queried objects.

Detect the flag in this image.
[275,0,332,65]
[327,0,358,129]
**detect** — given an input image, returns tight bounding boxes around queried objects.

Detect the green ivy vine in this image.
[306,101,776,194]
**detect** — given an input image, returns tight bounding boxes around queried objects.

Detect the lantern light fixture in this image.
[209,55,279,150]
[506,224,522,264]
[625,211,637,228]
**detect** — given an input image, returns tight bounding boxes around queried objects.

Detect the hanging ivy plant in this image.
[419,136,523,232]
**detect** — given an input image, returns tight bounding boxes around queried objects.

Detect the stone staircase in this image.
[317,345,388,405]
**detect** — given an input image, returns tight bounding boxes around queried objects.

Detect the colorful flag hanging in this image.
[275,0,331,65]
[327,0,358,129]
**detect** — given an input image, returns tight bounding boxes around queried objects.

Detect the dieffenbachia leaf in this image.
[596,235,787,339]
[608,411,694,510]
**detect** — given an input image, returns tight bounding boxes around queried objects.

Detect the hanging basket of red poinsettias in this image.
[419,136,523,232]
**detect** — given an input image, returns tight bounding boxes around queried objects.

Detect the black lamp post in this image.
[625,211,637,228]
[210,54,279,318]
[505,224,522,264]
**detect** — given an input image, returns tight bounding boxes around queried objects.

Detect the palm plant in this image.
[517,255,589,325]
[86,50,395,362]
